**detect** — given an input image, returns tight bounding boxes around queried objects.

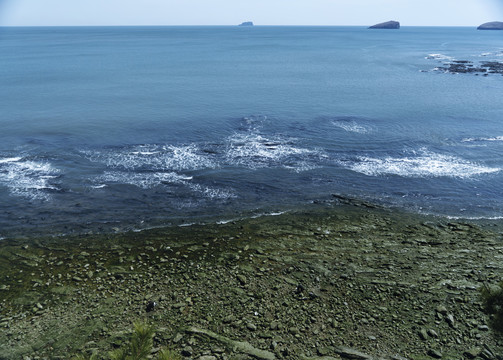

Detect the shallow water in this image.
[1,26,502,238]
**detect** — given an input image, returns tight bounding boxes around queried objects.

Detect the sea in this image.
[1,26,502,239]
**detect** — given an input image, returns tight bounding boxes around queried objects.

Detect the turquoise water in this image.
[1,26,502,237]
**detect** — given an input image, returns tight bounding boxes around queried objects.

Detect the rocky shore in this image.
[1,203,503,359]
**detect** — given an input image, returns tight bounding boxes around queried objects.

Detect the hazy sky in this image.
[0,0,502,26]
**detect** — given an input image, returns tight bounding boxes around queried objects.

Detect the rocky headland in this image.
[0,203,502,359]
[477,22,503,30]
[368,21,400,29]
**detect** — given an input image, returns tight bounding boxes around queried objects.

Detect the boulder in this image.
[369,20,400,29]
[477,21,503,30]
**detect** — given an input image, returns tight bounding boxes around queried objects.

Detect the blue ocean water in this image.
[1,26,502,238]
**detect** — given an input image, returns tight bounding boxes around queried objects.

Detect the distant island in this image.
[477,21,503,30]
[368,20,400,29]
[238,21,254,27]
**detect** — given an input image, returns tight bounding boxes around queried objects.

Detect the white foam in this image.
[344,150,500,179]
[0,157,22,164]
[84,144,217,171]
[97,171,191,189]
[426,53,454,61]
[0,157,60,200]
[462,136,503,143]
[225,133,319,170]
[187,183,236,200]
[332,120,372,134]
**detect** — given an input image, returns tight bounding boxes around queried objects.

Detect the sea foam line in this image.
[343,150,500,179]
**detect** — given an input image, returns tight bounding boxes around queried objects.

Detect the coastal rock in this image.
[368,20,400,29]
[239,21,254,27]
[477,21,503,30]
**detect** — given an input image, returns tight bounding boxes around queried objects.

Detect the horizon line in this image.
[0,23,495,28]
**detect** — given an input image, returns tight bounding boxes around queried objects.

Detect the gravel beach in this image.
[1,202,502,359]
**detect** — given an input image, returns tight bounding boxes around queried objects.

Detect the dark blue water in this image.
[1,26,502,238]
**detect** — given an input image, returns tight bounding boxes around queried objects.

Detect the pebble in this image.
[427,329,438,338]
[446,314,455,327]
[427,349,442,358]
[181,346,193,357]
[463,348,481,359]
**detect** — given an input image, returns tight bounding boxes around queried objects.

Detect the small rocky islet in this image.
[477,22,503,30]
[368,21,400,29]
[0,202,503,359]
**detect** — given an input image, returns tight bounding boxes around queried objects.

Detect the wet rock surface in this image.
[0,204,503,359]
[425,55,503,76]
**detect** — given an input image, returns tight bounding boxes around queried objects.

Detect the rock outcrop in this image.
[239,21,254,27]
[477,21,503,30]
[368,20,400,29]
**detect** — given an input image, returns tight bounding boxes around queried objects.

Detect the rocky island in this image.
[368,20,400,29]
[239,21,254,27]
[477,21,503,30]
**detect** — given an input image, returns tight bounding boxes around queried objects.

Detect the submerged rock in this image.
[369,20,400,29]
[477,21,503,30]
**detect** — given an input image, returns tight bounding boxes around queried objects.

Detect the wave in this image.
[0,156,60,200]
[83,144,217,172]
[462,136,503,143]
[225,132,323,171]
[96,171,192,189]
[331,119,373,134]
[425,53,454,61]
[95,171,234,199]
[342,149,500,179]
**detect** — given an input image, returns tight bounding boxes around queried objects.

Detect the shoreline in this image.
[3,195,503,243]
[1,203,503,359]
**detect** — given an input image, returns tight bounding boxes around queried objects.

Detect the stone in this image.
[446,314,455,327]
[247,323,257,331]
[369,20,400,29]
[427,349,442,358]
[477,21,503,30]
[182,346,193,357]
[435,305,447,315]
[335,346,372,360]
[463,348,481,359]
[237,274,247,285]
[427,329,438,338]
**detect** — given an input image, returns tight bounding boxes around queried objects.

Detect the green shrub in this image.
[73,322,181,360]
[480,281,503,333]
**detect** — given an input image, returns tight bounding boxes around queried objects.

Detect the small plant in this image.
[73,322,181,360]
[480,281,503,333]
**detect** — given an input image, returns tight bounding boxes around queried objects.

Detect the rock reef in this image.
[368,21,400,29]
[477,21,503,30]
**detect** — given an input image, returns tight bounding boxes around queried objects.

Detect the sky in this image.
[0,0,502,26]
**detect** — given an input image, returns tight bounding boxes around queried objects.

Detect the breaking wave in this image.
[225,132,323,171]
[342,150,500,178]
[0,156,60,200]
[82,144,217,171]
[462,136,503,143]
